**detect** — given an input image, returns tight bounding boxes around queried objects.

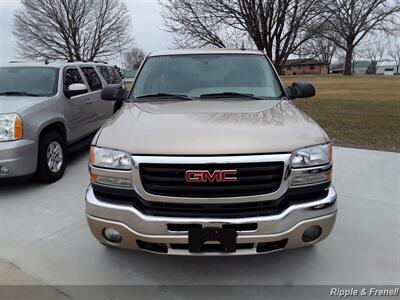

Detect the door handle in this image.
[86,99,93,104]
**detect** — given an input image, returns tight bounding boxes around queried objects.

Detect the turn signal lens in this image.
[90,173,132,187]
[291,170,332,186]
[14,115,23,140]
[90,173,97,182]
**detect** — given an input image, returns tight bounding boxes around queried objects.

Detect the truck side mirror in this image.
[101,84,128,102]
[285,81,316,99]
[65,83,88,98]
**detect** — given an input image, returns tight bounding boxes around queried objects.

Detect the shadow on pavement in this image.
[92,243,319,286]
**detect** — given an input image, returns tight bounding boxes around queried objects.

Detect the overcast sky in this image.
[0,0,173,64]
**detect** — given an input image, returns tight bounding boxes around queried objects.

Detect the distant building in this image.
[330,63,344,74]
[330,61,371,74]
[376,61,398,75]
[352,61,371,74]
[123,69,137,84]
[282,59,328,75]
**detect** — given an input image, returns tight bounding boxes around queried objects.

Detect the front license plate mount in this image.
[188,227,237,253]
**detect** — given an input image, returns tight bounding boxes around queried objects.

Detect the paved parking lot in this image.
[0,147,399,298]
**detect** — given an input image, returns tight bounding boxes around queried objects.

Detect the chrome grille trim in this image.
[129,154,292,204]
[139,162,284,198]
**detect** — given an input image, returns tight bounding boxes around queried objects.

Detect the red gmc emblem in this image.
[185,170,238,183]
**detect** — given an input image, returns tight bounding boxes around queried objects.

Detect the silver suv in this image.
[0,61,122,182]
[86,49,337,255]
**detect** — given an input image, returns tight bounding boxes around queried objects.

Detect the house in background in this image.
[282,59,328,75]
[376,61,398,75]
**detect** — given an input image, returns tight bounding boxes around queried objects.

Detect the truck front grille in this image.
[139,162,284,198]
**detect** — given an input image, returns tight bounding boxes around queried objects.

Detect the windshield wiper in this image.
[135,93,193,101]
[0,91,43,97]
[200,92,262,100]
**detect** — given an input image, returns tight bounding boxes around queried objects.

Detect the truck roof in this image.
[149,48,264,57]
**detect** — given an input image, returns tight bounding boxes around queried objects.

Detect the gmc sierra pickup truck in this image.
[86,49,337,255]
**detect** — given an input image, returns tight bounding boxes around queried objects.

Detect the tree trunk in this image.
[275,65,283,75]
[344,44,354,75]
[274,57,284,75]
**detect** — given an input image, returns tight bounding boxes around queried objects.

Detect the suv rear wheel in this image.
[36,131,67,183]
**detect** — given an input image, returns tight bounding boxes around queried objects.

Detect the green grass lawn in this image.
[282,75,400,152]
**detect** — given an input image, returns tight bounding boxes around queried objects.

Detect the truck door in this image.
[63,67,94,142]
[80,66,108,132]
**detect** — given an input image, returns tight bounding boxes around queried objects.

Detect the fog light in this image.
[103,228,122,243]
[302,226,322,243]
[0,166,9,174]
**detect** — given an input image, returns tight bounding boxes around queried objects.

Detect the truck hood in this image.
[96,100,328,155]
[0,96,49,114]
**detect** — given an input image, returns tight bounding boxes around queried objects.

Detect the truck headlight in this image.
[0,114,23,142]
[290,144,332,168]
[90,146,132,170]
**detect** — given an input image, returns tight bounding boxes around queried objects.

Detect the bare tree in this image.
[388,43,400,74]
[364,39,387,73]
[14,0,132,61]
[365,40,386,63]
[323,0,400,75]
[299,28,338,72]
[160,0,324,73]
[160,0,247,48]
[124,47,147,69]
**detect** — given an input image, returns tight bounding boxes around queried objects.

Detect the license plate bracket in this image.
[188,227,237,253]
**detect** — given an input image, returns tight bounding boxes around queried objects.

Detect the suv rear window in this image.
[99,66,122,84]
[99,67,111,84]
[81,67,102,91]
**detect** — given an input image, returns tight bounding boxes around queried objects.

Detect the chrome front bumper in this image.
[85,185,337,255]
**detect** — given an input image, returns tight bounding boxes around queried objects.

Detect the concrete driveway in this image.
[0,147,399,298]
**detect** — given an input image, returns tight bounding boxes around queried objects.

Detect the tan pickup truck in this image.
[85,49,337,255]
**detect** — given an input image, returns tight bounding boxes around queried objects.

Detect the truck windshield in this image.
[0,67,59,97]
[131,54,284,100]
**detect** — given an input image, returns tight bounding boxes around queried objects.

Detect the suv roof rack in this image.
[66,60,108,64]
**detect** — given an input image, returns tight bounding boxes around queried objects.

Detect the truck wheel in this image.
[36,131,67,183]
